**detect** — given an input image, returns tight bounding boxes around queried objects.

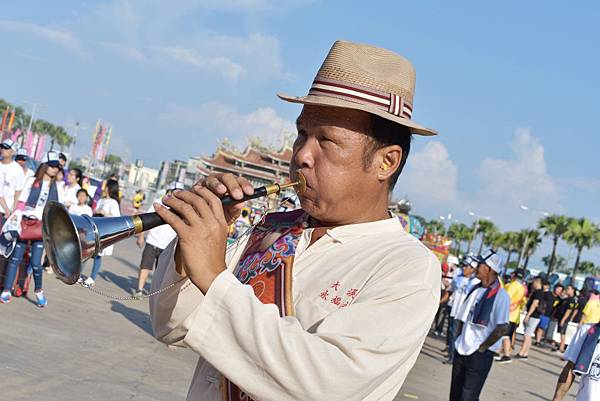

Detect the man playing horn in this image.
[150,40,441,401]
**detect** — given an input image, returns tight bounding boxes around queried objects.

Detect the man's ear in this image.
[376,145,403,181]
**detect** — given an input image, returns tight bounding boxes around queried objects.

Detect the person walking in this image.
[535,279,559,345]
[552,322,600,401]
[450,249,510,401]
[80,179,120,287]
[516,276,544,359]
[0,139,25,226]
[544,283,564,347]
[554,285,579,352]
[496,269,527,363]
[440,256,479,364]
[133,183,179,298]
[132,189,145,212]
[0,151,63,307]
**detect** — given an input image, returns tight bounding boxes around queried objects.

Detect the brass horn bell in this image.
[42,201,150,285]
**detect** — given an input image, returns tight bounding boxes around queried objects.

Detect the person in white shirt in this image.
[133,183,180,298]
[14,148,34,181]
[63,168,83,208]
[80,179,120,287]
[552,322,600,401]
[150,41,441,401]
[438,256,480,364]
[0,151,64,307]
[450,249,510,401]
[0,139,25,222]
[68,188,93,216]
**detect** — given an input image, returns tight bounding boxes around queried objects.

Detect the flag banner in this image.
[25,131,34,155]
[31,134,40,157]
[1,110,7,131]
[7,110,15,131]
[35,135,47,160]
[11,128,21,142]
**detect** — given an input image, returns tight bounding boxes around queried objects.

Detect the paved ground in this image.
[0,238,579,401]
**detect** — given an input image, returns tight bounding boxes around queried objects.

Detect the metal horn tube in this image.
[43,174,306,285]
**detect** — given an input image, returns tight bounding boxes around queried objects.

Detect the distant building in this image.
[126,163,159,189]
[185,143,292,188]
[156,159,187,190]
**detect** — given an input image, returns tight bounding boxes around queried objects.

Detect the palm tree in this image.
[523,229,542,268]
[539,215,571,274]
[578,261,598,276]
[543,254,568,272]
[476,220,498,254]
[447,223,471,256]
[466,221,479,255]
[499,232,520,265]
[484,227,502,252]
[564,218,599,281]
[425,219,445,235]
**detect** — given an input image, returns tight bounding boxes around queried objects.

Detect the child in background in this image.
[68,189,93,217]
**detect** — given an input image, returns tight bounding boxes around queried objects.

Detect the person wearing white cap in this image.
[14,148,34,181]
[439,256,480,364]
[450,249,510,401]
[132,182,181,298]
[0,139,25,223]
[0,151,64,307]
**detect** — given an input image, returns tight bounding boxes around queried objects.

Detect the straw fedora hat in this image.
[278,40,437,136]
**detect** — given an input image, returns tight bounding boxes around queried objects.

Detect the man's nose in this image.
[293,137,316,169]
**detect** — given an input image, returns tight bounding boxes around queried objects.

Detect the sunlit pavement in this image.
[0,238,578,401]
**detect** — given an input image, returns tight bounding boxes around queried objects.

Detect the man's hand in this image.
[155,186,230,294]
[136,235,145,248]
[199,173,254,225]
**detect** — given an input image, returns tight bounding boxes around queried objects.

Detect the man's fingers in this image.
[194,187,226,223]
[154,203,188,235]
[201,173,254,200]
[220,174,246,200]
[162,193,200,225]
[173,190,214,221]
[236,176,254,196]
[205,176,228,195]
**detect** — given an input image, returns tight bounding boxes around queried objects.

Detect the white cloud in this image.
[476,128,561,211]
[397,141,460,206]
[160,102,295,149]
[0,20,83,54]
[156,46,245,79]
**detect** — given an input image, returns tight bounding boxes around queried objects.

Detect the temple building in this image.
[184,143,293,188]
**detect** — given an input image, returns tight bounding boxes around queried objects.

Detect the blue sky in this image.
[1,1,598,264]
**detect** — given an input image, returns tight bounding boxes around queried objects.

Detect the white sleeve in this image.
[179,254,440,401]
[150,234,250,346]
[492,291,510,326]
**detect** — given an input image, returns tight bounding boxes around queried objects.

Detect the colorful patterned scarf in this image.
[223,209,307,401]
